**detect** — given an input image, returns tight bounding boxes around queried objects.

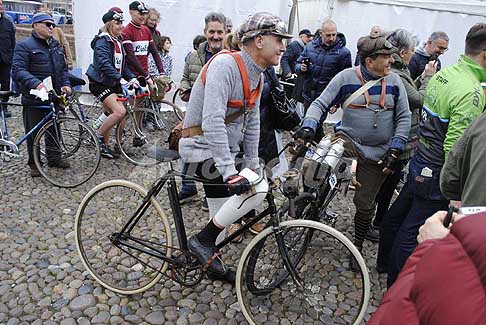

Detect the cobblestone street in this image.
[0,107,388,324]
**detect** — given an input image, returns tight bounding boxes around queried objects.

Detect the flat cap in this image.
[237,12,293,42]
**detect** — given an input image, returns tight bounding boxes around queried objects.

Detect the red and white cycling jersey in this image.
[122,21,154,76]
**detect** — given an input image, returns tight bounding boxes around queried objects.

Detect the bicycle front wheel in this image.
[33,117,101,188]
[75,179,173,295]
[236,219,370,325]
[115,107,170,166]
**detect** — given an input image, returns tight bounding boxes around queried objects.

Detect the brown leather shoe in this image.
[249,222,265,235]
[29,164,41,177]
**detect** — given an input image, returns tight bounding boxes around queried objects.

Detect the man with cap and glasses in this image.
[294,35,411,270]
[12,12,71,177]
[280,28,313,102]
[178,12,292,283]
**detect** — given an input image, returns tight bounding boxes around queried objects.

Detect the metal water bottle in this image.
[323,139,345,170]
[312,135,332,162]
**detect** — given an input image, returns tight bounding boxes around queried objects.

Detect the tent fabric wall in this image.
[73,0,292,81]
[293,0,486,68]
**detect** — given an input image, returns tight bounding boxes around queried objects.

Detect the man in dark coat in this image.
[408,31,449,80]
[12,12,71,177]
[280,28,312,102]
[0,0,16,118]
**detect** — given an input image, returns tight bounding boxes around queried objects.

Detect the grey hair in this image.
[204,12,226,29]
[321,19,336,28]
[429,31,449,43]
[387,28,418,51]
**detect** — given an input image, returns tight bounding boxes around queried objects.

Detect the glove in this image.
[226,175,252,196]
[294,126,315,143]
[378,148,402,173]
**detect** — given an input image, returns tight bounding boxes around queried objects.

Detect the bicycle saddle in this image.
[0,91,14,100]
[68,73,86,87]
[146,145,180,162]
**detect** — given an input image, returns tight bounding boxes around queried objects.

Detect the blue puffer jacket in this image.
[296,33,352,103]
[86,33,134,87]
[0,14,16,66]
[12,31,70,106]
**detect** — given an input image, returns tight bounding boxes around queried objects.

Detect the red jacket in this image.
[369,212,486,325]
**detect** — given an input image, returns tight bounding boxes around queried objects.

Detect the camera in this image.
[302,57,311,65]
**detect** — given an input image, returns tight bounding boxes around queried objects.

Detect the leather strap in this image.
[343,66,383,109]
[181,111,244,138]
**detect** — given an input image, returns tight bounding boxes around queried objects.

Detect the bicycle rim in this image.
[236,220,370,325]
[33,117,101,188]
[116,108,169,166]
[75,180,172,294]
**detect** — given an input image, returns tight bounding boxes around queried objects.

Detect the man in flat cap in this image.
[179,12,292,283]
[294,35,411,270]
[12,12,71,177]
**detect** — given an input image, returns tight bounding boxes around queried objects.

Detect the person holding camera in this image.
[294,35,411,270]
[295,19,351,140]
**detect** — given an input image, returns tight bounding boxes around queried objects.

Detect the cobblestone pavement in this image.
[0,104,387,324]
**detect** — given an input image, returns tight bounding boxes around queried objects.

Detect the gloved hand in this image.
[378,148,402,174]
[226,174,252,196]
[293,126,315,143]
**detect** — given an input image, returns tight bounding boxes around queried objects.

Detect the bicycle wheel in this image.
[160,99,183,121]
[75,179,173,295]
[115,107,170,166]
[33,117,101,188]
[236,219,370,325]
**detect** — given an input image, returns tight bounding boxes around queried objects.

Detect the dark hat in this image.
[32,12,54,25]
[129,1,149,14]
[298,29,312,36]
[102,7,124,24]
[357,35,397,58]
[237,12,293,42]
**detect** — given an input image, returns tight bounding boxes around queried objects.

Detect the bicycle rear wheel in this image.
[115,107,170,166]
[75,179,173,295]
[33,117,101,188]
[160,99,183,121]
[236,219,370,325]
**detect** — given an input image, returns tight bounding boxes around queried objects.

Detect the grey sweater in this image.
[179,49,264,180]
[304,67,411,161]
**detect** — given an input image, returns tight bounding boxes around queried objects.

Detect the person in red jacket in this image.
[369,210,486,325]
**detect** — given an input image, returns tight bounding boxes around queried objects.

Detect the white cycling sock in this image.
[206,197,230,245]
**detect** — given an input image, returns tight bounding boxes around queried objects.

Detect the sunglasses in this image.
[43,22,56,28]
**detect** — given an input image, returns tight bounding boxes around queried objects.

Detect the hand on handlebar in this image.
[226,174,252,196]
[294,126,315,143]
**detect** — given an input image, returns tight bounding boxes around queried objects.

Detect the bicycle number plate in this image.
[329,173,337,190]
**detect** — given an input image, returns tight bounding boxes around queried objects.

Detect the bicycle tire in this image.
[115,107,170,166]
[33,117,101,188]
[236,219,370,325]
[160,99,183,121]
[75,179,173,295]
[171,88,181,106]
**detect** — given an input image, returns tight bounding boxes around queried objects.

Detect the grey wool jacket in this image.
[305,66,411,161]
[179,49,264,180]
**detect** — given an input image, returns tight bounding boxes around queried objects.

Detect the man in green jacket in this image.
[383,23,486,287]
[177,12,226,206]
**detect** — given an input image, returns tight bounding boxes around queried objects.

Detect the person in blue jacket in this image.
[296,19,351,140]
[86,7,137,159]
[12,12,71,177]
[0,0,16,118]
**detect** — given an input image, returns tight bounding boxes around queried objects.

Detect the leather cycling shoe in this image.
[188,236,227,276]
[207,268,236,285]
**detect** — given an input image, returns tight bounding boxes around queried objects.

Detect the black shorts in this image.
[88,80,122,102]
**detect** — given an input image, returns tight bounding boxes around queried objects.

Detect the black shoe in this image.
[100,143,116,159]
[29,164,41,177]
[207,268,236,285]
[178,189,198,204]
[47,159,70,169]
[376,264,387,274]
[188,236,227,275]
[366,225,380,243]
[132,137,146,147]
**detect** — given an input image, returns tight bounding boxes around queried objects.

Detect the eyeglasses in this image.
[437,46,448,52]
[43,22,56,28]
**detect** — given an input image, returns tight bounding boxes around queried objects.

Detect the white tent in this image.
[73,0,292,80]
[292,0,486,68]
